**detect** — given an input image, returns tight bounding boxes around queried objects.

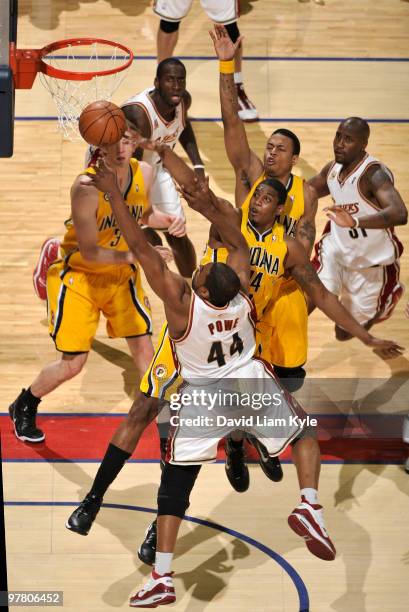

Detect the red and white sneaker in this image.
[129,571,176,608]
[288,496,336,561]
[236,83,259,122]
[32,238,60,300]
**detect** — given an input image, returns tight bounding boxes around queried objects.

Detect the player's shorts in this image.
[47,261,152,353]
[150,164,185,220]
[313,234,403,325]
[153,0,239,25]
[165,357,305,465]
[260,279,308,368]
[140,323,181,400]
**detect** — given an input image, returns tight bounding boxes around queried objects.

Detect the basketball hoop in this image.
[9,38,134,139]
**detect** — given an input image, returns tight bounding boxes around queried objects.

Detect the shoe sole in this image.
[12,423,45,443]
[129,594,176,608]
[32,238,59,299]
[65,521,89,536]
[288,513,336,561]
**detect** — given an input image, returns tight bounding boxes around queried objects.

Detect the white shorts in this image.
[153,0,239,24]
[165,358,305,465]
[314,234,403,325]
[150,164,185,219]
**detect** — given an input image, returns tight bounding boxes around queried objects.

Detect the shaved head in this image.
[341,117,370,142]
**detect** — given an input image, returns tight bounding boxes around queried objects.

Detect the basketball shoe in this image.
[224,438,250,492]
[9,389,44,443]
[248,437,283,482]
[138,520,157,566]
[66,493,103,535]
[236,84,258,122]
[288,496,336,560]
[129,570,175,608]
[32,237,60,300]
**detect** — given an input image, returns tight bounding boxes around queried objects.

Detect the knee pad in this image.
[160,19,180,34]
[224,21,240,44]
[157,463,201,518]
[274,365,306,392]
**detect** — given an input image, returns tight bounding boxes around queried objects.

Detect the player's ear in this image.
[154,76,159,90]
[291,154,299,168]
[276,203,285,216]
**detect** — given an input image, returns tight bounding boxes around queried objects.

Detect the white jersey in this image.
[326,154,400,268]
[122,87,186,166]
[171,292,256,379]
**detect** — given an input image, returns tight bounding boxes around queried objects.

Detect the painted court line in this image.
[4,500,310,611]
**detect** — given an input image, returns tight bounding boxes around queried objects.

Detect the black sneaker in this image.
[224,438,250,493]
[138,519,157,566]
[9,389,45,443]
[249,437,283,482]
[66,493,102,535]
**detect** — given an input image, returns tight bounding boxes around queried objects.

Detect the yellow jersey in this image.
[61,158,148,274]
[201,211,287,319]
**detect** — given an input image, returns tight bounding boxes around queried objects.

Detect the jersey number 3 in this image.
[207,332,244,368]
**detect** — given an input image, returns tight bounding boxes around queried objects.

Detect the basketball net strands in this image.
[9,38,134,139]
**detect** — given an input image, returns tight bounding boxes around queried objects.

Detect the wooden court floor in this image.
[1,1,409,610]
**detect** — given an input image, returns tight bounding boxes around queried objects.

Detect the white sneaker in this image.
[236,84,258,122]
[129,570,175,607]
[288,496,336,561]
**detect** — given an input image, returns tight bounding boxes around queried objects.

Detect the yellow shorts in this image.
[263,279,308,368]
[47,261,152,353]
[140,322,181,400]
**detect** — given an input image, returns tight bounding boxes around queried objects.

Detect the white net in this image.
[39,41,132,140]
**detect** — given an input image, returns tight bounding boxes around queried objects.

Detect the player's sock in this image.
[300,487,319,505]
[154,552,174,576]
[234,72,243,84]
[22,387,41,408]
[89,443,132,498]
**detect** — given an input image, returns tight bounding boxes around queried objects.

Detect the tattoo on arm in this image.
[221,74,240,112]
[297,220,316,251]
[290,262,323,294]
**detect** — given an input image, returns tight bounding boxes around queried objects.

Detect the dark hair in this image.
[205,263,241,307]
[341,117,370,141]
[271,128,301,156]
[258,178,288,205]
[156,57,186,80]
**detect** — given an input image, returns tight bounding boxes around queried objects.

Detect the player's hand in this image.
[324,206,356,228]
[364,335,404,358]
[154,246,174,263]
[84,157,119,193]
[194,166,206,181]
[209,24,243,61]
[166,215,186,237]
[126,124,167,155]
[180,176,211,212]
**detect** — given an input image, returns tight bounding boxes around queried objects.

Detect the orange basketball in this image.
[78,100,127,146]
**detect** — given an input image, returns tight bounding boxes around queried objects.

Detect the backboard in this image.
[0,0,17,157]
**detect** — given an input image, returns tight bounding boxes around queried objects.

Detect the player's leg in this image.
[9,263,97,442]
[201,0,258,121]
[66,323,178,536]
[153,0,192,61]
[149,165,197,277]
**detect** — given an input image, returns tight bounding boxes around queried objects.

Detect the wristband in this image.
[353,216,360,228]
[219,59,235,74]
[193,164,205,169]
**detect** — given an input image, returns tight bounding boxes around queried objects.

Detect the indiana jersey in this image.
[201,216,287,318]
[61,158,148,274]
[171,292,257,379]
[122,87,186,166]
[326,154,402,267]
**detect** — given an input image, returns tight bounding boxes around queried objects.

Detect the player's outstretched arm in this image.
[325,165,408,229]
[210,24,263,202]
[295,182,318,256]
[307,162,332,199]
[83,160,190,319]
[179,91,205,179]
[285,239,404,357]
[181,179,250,293]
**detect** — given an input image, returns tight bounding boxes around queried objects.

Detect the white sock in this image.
[301,488,319,505]
[154,552,173,576]
[234,72,243,84]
